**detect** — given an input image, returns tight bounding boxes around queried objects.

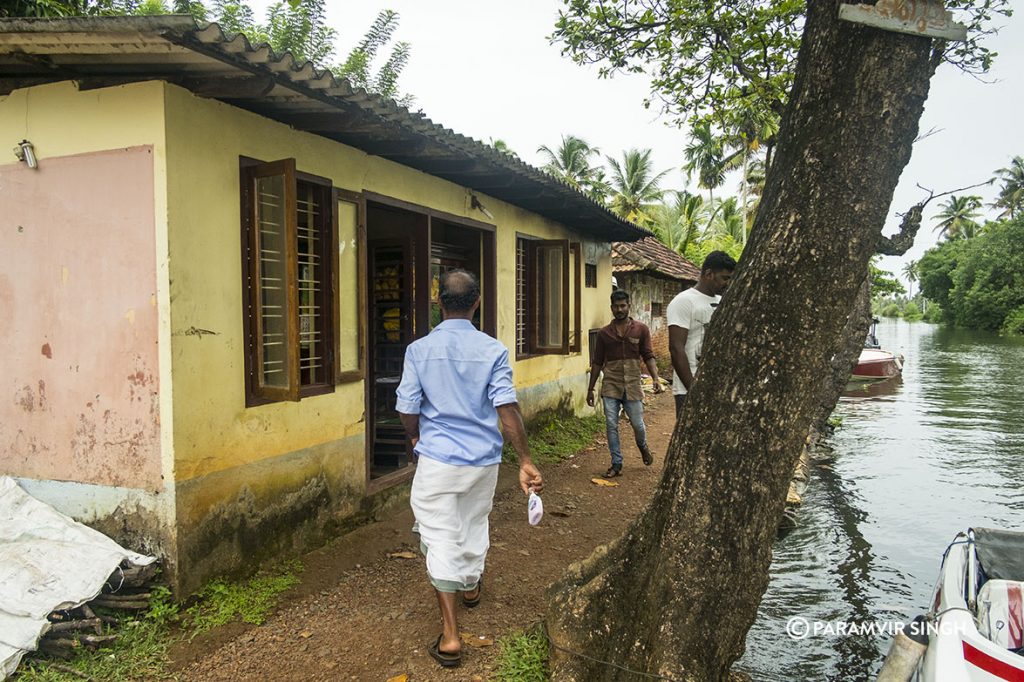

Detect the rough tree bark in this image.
[810,278,874,438]
[546,1,934,679]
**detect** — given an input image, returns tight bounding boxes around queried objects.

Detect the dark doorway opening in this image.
[365,200,496,488]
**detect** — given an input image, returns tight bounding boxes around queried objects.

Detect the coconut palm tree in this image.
[682,122,726,205]
[741,158,767,229]
[653,191,707,254]
[606,148,671,227]
[933,195,984,240]
[537,135,602,195]
[707,196,747,243]
[722,102,779,240]
[992,155,1024,219]
[902,260,919,299]
[489,138,518,157]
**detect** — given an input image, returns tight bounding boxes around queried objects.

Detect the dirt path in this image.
[175,391,676,681]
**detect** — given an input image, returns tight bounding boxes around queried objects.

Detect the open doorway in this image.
[364,198,495,489]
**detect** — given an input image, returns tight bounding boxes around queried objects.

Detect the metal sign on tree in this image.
[839,0,968,41]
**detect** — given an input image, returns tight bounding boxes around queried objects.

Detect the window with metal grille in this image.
[585,263,597,288]
[242,157,334,404]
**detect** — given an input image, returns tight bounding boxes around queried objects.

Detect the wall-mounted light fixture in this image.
[470,194,494,220]
[13,140,37,169]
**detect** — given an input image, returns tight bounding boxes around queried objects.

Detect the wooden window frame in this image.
[585,263,598,288]
[515,235,582,358]
[570,242,582,353]
[241,157,335,406]
[334,188,367,384]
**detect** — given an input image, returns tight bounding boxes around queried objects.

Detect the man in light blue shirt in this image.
[396,269,542,669]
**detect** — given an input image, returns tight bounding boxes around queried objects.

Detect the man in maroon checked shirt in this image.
[586,289,663,477]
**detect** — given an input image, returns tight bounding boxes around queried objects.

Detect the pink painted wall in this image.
[0,147,161,490]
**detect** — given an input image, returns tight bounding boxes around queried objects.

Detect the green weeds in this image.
[17,560,302,681]
[504,410,605,465]
[493,626,550,681]
[184,559,302,634]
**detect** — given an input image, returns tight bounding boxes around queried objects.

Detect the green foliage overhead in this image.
[870,259,906,299]
[334,8,413,104]
[553,0,803,130]
[1,0,414,104]
[261,0,336,64]
[552,0,1010,132]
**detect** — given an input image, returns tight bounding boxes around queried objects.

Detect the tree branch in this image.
[875,179,992,256]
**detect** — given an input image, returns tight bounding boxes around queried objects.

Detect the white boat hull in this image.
[917,536,1024,681]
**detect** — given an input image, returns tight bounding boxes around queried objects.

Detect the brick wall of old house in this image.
[615,273,690,364]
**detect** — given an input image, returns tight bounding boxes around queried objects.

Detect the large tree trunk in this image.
[810,278,874,438]
[546,1,933,680]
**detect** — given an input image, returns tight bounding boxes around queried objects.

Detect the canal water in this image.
[738,319,1024,681]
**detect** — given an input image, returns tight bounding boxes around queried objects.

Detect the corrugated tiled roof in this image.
[612,237,700,282]
[0,16,652,242]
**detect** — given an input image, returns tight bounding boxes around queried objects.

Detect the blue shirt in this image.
[395,319,518,467]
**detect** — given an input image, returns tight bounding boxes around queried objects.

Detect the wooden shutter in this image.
[247,158,300,402]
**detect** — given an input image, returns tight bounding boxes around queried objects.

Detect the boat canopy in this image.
[974,527,1024,581]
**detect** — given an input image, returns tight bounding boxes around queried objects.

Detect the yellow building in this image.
[0,16,648,594]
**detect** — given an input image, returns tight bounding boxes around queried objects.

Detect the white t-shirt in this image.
[666,287,720,395]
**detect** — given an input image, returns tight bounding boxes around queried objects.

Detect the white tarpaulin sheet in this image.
[0,476,155,678]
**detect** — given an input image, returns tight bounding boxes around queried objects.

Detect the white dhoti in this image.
[410,456,499,592]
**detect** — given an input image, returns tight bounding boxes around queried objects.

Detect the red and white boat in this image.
[852,348,904,381]
[878,528,1024,681]
[851,319,903,381]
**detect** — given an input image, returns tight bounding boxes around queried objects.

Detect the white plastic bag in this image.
[527,490,544,526]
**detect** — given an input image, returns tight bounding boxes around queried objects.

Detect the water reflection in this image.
[738,320,1024,681]
[842,377,903,400]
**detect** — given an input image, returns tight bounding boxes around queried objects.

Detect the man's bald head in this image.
[440,269,481,313]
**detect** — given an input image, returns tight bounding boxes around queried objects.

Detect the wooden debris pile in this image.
[36,562,160,661]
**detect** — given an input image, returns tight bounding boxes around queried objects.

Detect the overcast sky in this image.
[248,0,1022,278]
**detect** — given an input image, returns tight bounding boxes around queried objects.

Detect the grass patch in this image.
[16,561,302,681]
[184,559,302,634]
[504,410,605,465]
[18,615,173,681]
[493,626,549,681]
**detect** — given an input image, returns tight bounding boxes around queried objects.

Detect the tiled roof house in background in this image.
[611,237,700,361]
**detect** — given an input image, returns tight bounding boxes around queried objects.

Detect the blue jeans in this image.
[602,396,648,468]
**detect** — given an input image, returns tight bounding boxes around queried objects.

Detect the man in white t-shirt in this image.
[666,251,737,419]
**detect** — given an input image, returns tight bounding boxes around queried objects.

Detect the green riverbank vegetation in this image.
[915,156,1024,335]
